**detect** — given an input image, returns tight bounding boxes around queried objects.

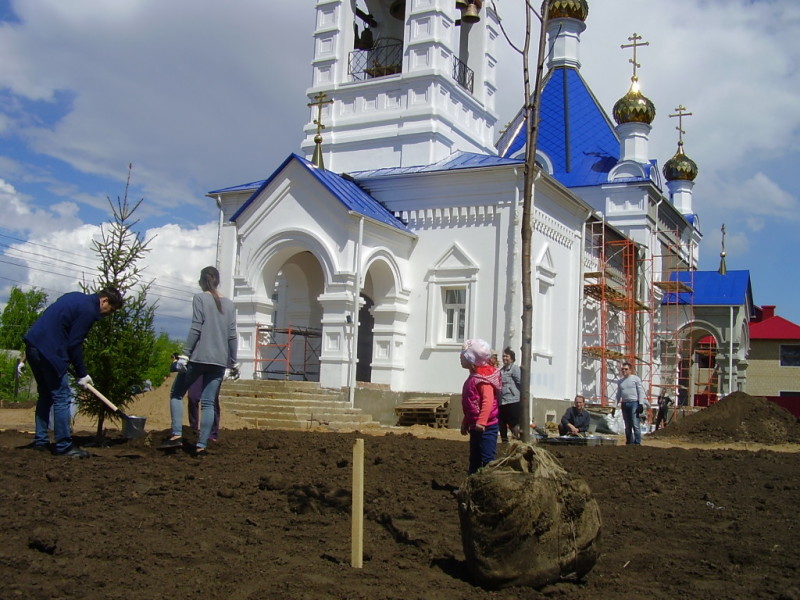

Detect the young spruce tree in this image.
[79,165,157,439]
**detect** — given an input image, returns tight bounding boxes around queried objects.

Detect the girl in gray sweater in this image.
[162,266,238,457]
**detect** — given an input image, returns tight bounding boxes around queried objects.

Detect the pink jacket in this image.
[461,365,501,427]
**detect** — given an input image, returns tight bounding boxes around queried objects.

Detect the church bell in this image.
[461,0,481,23]
[455,0,468,10]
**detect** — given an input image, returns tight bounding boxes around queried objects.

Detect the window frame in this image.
[425,246,479,349]
[442,287,467,343]
[779,344,800,367]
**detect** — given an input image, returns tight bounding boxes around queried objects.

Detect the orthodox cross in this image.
[669,105,693,145]
[719,224,727,275]
[307,92,334,169]
[308,91,334,139]
[721,224,726,254]
[621,33,649,81]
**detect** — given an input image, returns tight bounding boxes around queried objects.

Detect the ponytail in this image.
[199,266,223,313]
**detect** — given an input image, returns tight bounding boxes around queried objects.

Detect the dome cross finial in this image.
[621,32,649,83]
[307,91,334,169]
[669,105,693,147]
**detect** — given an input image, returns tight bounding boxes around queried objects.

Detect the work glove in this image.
[16,362,25,376]
[228,362,241,381]
[77,374,94,390]
[175,355,189,373]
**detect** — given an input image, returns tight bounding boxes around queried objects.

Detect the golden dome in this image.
[613,81,656,125]
[663,143,698,182]
[542,0,589,21]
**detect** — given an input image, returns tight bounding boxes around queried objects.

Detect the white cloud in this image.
[142,221,217,323]
[0,218,216,338]
[703,171,799,220]
[0,177,84,236]
[0,0,314,213]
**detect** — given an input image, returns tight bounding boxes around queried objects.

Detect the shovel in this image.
[86,383,147,439]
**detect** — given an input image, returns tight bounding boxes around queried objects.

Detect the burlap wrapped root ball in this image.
[457,444,601,589]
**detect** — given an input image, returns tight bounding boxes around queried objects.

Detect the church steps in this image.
[219,380,380,430]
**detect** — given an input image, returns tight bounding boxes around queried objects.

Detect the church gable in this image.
[231,153,409,234]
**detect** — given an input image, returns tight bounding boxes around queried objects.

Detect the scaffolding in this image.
[692,336,720,406]
[582,220,649,405]
[254,325,322,381]
[648,220,696,412]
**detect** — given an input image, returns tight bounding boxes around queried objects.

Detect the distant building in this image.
[747,306,800,397]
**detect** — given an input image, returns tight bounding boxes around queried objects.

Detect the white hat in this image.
[461,339,492,366]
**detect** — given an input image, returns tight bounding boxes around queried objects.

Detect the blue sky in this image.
[1,0,798,339]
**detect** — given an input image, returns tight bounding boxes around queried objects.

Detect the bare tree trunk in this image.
[95,412,106,445]
[519,2,549,442]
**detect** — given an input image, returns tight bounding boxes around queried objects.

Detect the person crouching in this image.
[460,339,502,474]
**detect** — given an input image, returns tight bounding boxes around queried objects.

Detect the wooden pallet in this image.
[395,397,450,428]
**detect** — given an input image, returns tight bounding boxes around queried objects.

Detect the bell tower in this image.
[301,0,499,173]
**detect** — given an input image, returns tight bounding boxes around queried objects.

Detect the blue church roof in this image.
[227,154,411,233]
[496,67,620,188]
[351,150,523,179]
[662,270,754,312]
[208,180,265,194]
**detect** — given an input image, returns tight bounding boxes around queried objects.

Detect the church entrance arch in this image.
[676,324,722,408]
[258,250,325,381]
[359,254,410,389]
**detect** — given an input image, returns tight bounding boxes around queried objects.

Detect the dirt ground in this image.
[1,386,799,600]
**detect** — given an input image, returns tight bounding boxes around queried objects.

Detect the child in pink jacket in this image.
[460,339,501,474]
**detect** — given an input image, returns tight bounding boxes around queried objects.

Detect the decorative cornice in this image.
[394,204,574,248]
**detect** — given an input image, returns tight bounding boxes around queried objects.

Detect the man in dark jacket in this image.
[558,394,591,436]
[23,287,123,457]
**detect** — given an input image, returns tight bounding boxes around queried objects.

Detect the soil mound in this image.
[655,391,800,444]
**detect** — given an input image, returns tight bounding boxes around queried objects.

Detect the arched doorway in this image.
[675,326,721,407]
[356,294,374,382]
[259,251,325,381]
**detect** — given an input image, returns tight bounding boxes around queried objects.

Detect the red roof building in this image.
[749,305,800,340]
[746,306,800,401]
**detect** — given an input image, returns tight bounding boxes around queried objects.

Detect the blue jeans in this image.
[170,363,225,449]
[468,423,499,474]
[621,401,641,445]
[27,345,75,454]
[187,377,220,440]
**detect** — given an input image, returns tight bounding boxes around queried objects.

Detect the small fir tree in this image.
[79,165,158,440]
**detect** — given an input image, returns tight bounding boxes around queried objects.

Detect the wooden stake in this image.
[351,438,365,568]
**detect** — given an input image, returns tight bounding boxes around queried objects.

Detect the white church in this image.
[208,0,753,423]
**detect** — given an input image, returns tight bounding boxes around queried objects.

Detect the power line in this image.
[0,231,204,294]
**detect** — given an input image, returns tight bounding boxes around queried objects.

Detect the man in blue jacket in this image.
[23,287,124,457]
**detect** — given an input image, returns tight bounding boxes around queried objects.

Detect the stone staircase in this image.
[218,379,381,430]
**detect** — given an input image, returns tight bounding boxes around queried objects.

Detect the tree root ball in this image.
[457,444,601,589]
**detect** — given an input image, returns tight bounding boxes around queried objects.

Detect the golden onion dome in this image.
[542,0,589,21]
[663,143,698,182]
[613,80,656,125]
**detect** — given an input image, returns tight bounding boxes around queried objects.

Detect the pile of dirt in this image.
[655,391,800,444]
